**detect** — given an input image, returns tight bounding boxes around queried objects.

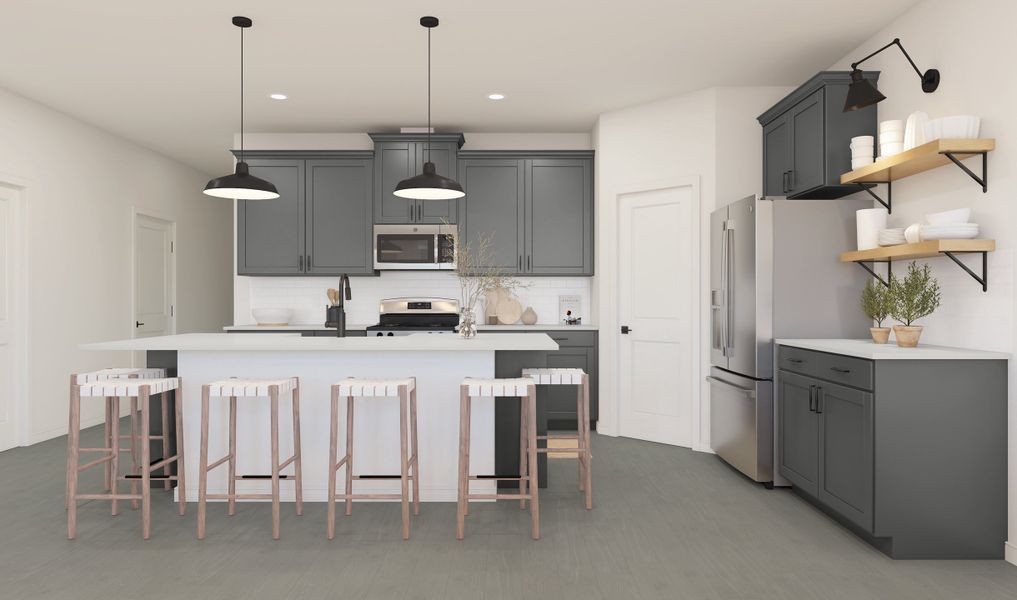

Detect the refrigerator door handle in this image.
[725,221,735,354]
[705,376,757,399]
[719,224,729,356]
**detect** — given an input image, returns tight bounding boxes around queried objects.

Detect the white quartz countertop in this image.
[223,324,597,332]
[776,339,1010,361]
[83,332,559,352]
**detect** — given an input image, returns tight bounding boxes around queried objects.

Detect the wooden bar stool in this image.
[67,376,185,540]
[66,367,172,509]
[522,368,593,509]
[328,378,419,540]
[457,378,539,540]
[197,377,303,541]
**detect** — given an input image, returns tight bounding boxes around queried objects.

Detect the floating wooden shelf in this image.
[839,139,995,214]
[841,139,995,184]
[841,239,995,292]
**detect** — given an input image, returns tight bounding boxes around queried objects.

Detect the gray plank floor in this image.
[2,423,1016,600]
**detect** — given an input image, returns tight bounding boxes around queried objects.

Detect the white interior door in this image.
[134,213,174,338]
[0,185,24,450]
[618,186,694,446]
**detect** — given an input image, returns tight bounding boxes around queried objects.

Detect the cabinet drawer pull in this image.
[786,357,805,364]
[307,253,312,269]
[830,367,851,374]
[551,337,568,342]
[808,385,816,412]
[299,255,304,271]
[816,387,824,414]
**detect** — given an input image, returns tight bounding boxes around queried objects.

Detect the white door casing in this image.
[133,211,175,340]
[0,181,28,451]
[617,183,697,447]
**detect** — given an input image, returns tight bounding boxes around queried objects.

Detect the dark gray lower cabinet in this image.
[777,345,1006,559]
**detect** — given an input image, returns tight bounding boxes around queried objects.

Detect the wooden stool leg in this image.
[344,395,354,516]
[410,383,420,516]
[464,388,471,518]
[197,386,210,539]
[291,380,303,517]
[519,394,528,510]
[327,386,339,540]
[270,386,281,540]
[456,386,468,540]
[158,392,169,490]
[174,383,187,516]
[582,374,592,510]
[66,384,81,539]
[140,388,152,540]
[527,388,540,540]
[577,383,585,492]
[399,387,410,540]
[111,396,121,516]
[130,397,139,510]
[227,395,237,516]
[66,376,76,510]
[104,396,112,491]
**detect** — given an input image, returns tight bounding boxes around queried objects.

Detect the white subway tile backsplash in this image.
[243,272,592,326]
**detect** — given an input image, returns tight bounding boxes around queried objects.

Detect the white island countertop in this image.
[222,324,598,332]
[82,332,559,352]
[777,339,1010,361]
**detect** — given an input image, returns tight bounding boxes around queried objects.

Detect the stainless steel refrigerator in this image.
[708,194,870,484]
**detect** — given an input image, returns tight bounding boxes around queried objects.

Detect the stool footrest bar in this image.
[277,455,297,471]
[205,454,233,471]
[207,493,273,500]
[466,493,533,501]
[353,474,402,480]
[74,493,143,501]
[123,474,177,480]
[472,474,524,480]
[333,493,404,500]
[239,474,295,480]
[333,456,349,471]
[537,434,580,440]
[77,456,113,471]
[537,447,580,453]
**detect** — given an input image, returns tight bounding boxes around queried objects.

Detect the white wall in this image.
[0,86,232,444]
[827,0,1017,564]
[593,86,790,449]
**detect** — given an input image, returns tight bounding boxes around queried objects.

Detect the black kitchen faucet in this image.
[336,274,351,338]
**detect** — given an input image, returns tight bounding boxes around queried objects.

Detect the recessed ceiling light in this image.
[269,93,288,100]
[487,93,505,100]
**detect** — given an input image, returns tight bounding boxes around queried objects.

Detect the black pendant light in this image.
[394,16,465,201]
[843,38,940,112]
[204,16,279,200]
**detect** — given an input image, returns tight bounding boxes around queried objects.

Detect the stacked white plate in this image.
[879,120,905,158]
[921,223,980,240]
[850,135,874,170]
[877,228,907,246]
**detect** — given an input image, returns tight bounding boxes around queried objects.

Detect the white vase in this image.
[521,307,538,325]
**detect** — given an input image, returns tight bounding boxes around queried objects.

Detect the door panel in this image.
[238,160,305,274]
[526,159,590,274]
[763,116,791,196]
[134,214,173,338]
[709,205,728,369]
[415,143,458,223]
[305,159,373,275]
[789,90,825,195]
[458,159,525,272]
[0,187,19,450]
[818,382,874,531]
[619,185,693,446]
[374,142,416,223]
[726,195,759,378]
[778,370,819,496]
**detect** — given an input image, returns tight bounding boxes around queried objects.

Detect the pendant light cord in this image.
[427,25,431,164]
[240,24,245,163]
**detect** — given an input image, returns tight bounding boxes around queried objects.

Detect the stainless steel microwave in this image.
[373,224,457,270]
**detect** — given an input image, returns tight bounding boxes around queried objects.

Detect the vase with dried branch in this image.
[449,224,528,338]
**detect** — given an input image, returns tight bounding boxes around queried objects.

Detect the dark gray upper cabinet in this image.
[458,158,526,272]
[305,158,374,275]
[235,150,374,277]
[369,133,465,224]
[238,158,306,274]
[458,151,594,276]
[758,71,879,199]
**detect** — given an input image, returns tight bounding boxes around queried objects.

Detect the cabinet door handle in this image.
[307,254,312,270]
[815,387,824,414]
[299,255,304,271]
[527,255,531,271]
[782,171,789,194]
[808,385,816,412]
[409,203,413,221]
[787,357,804,364]
[518,255,522,271]
[830,366,851,374]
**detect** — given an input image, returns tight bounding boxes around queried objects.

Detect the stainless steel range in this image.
[366,297,460,337]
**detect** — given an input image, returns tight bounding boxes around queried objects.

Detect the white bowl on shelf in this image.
[251,308,293,326]
[879,119,904,133]
[879,130,904,144]
[924,115,981,141]
[921,224,980,240]
[880,142,904,157]
[925,208,971,225]
[851,135,875,146]
[851,157,874,170]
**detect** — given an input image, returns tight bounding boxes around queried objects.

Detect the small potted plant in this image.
[860,279,891,343]
[888,261,942,348]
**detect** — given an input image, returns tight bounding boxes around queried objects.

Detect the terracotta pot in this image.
[869,327,891,344]
[893,325,923,348]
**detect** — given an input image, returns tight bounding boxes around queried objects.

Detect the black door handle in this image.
[299,255,304,271]
[518,255,522,271]
[782,171,789,194]
[307,254,312,270]
[135,321,145,328]
[527,255,531,271]
[787,358,804,364]
[830,367,851,374]
[621,326,632,334]
[815,387,824,414]
[808,385,816,412]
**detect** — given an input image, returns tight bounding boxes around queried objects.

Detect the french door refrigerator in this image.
[708,194,870,484]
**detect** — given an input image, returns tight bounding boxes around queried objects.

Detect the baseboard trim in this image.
[1006,541,1017,566]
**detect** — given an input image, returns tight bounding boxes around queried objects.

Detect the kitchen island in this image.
[82,333,558,503]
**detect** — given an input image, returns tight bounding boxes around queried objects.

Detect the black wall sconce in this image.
[843,38,940,112]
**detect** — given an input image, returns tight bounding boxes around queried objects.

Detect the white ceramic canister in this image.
[856,208,889,250]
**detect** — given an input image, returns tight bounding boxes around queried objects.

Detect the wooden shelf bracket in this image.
[941,151,988,192]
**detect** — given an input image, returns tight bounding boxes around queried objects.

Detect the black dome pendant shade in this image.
[394,16,465,201]
[204,16,279,200]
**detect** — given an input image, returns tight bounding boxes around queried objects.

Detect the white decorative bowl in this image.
[924,115,981,141]
[879,130,904,144]
[925,208,971,225]
[879,119,904,133]
[851,135,875,146]
[851,157,873,170]
[252,308,293,326]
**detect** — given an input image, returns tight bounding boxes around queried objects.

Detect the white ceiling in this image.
[1,0,919,173]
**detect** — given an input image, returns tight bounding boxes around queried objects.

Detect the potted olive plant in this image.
[888,261,942,348]
[860,279,892,344]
